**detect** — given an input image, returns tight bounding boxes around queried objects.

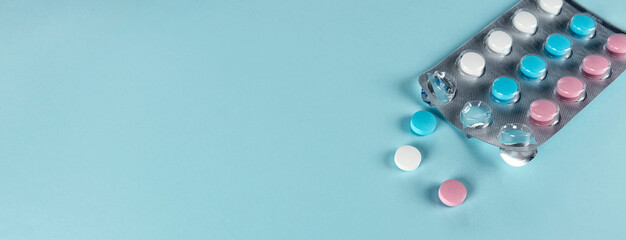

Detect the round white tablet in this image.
[538,0,563,15]
[486,30,513,55]
[512,10,538,34]
[394,145,422,171]
[457,51,485,77]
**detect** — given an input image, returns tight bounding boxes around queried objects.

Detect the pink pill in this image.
[529,100,559,126]
[581,55,610,80]
[438,180,467,207]
[556,77,585,102]
[606,34,626,58]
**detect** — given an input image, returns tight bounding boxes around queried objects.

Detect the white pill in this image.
[486,30,513,55]
[538,0,563,15]
[394,145,422,171]
[512,10,538,34]
[457,51,485,77]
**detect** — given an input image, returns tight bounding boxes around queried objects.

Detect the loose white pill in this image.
[394,145,422,171]
[457,51,485,77]
[512,10,538,34]
[538,0,563,15]
[486,30,513,55]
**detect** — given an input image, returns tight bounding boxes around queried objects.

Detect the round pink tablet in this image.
[438,180,467,207]
[606,34,626,58]
[529,100,559,126]
[581,55,610,80]
[556,77,585,102]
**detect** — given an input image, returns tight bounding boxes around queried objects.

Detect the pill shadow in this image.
[399,116,412,133]
[384,149,396,169]
[423,184,443,207]
[397,74,422,105]
[452,129,500,168]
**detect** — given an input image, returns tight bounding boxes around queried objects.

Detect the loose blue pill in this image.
[519,55,547,80]
[491,77,519,103]
[410,111,437,136]
[545,34,571,58]
[569,14,595,37]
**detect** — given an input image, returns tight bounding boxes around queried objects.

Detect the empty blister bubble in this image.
[512,10,538,34]
[426,71,456,104]
[569,14,595,38]
[457,51,485,77]
[460,101,493,129]
[498,123,537,147]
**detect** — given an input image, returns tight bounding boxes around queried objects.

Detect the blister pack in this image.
[418,0,626,166]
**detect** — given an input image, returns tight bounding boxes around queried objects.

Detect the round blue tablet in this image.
[410,111,437,136]
[491,77,519,103]
[569,14,595,37]
[545,34,571,58]
[519,55,547,80]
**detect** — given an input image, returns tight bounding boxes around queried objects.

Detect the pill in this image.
[486,30,513,55]
[519,55,547,80]
[491,77,519,103]
[556,77,585,102]
[606,34,626,58]
[457,51,485,77]
[545,34,571,58]
[410,111,437,136]
[438,180,467,207]
[569,14,595,38]
[512,10,538,34]
[581,55,610,80]
[394,145,422,171]
[537,0,563,15]
[529,100,559,126]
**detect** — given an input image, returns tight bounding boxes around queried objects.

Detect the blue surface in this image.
[545,34,572,57]
[520,55,547,79]
[570,14,596,37]
[491,77,519,102]
[2,0,626,239]
[411,111,438,136]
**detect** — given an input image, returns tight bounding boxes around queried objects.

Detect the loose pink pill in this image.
[581,55,610,80]
[438,180,467,207]
[556,77,585,102]
[529,100,559,126]
[606,34,626,58]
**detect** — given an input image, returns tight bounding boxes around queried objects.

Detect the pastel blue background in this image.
[1,0,625,239]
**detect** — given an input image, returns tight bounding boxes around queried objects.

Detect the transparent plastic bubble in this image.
[498,123,537,146]
[500,148,537,167]
[426,71,456,105]
[460,101,494,129]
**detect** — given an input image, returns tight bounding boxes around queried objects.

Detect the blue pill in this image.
[491,77,519,103]
[545,34,571,57]
[519,55,547,80]
[410,111,437,136]
[569,15,595,37]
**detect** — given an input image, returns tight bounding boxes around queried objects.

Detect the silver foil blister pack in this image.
[418,0,626,164]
